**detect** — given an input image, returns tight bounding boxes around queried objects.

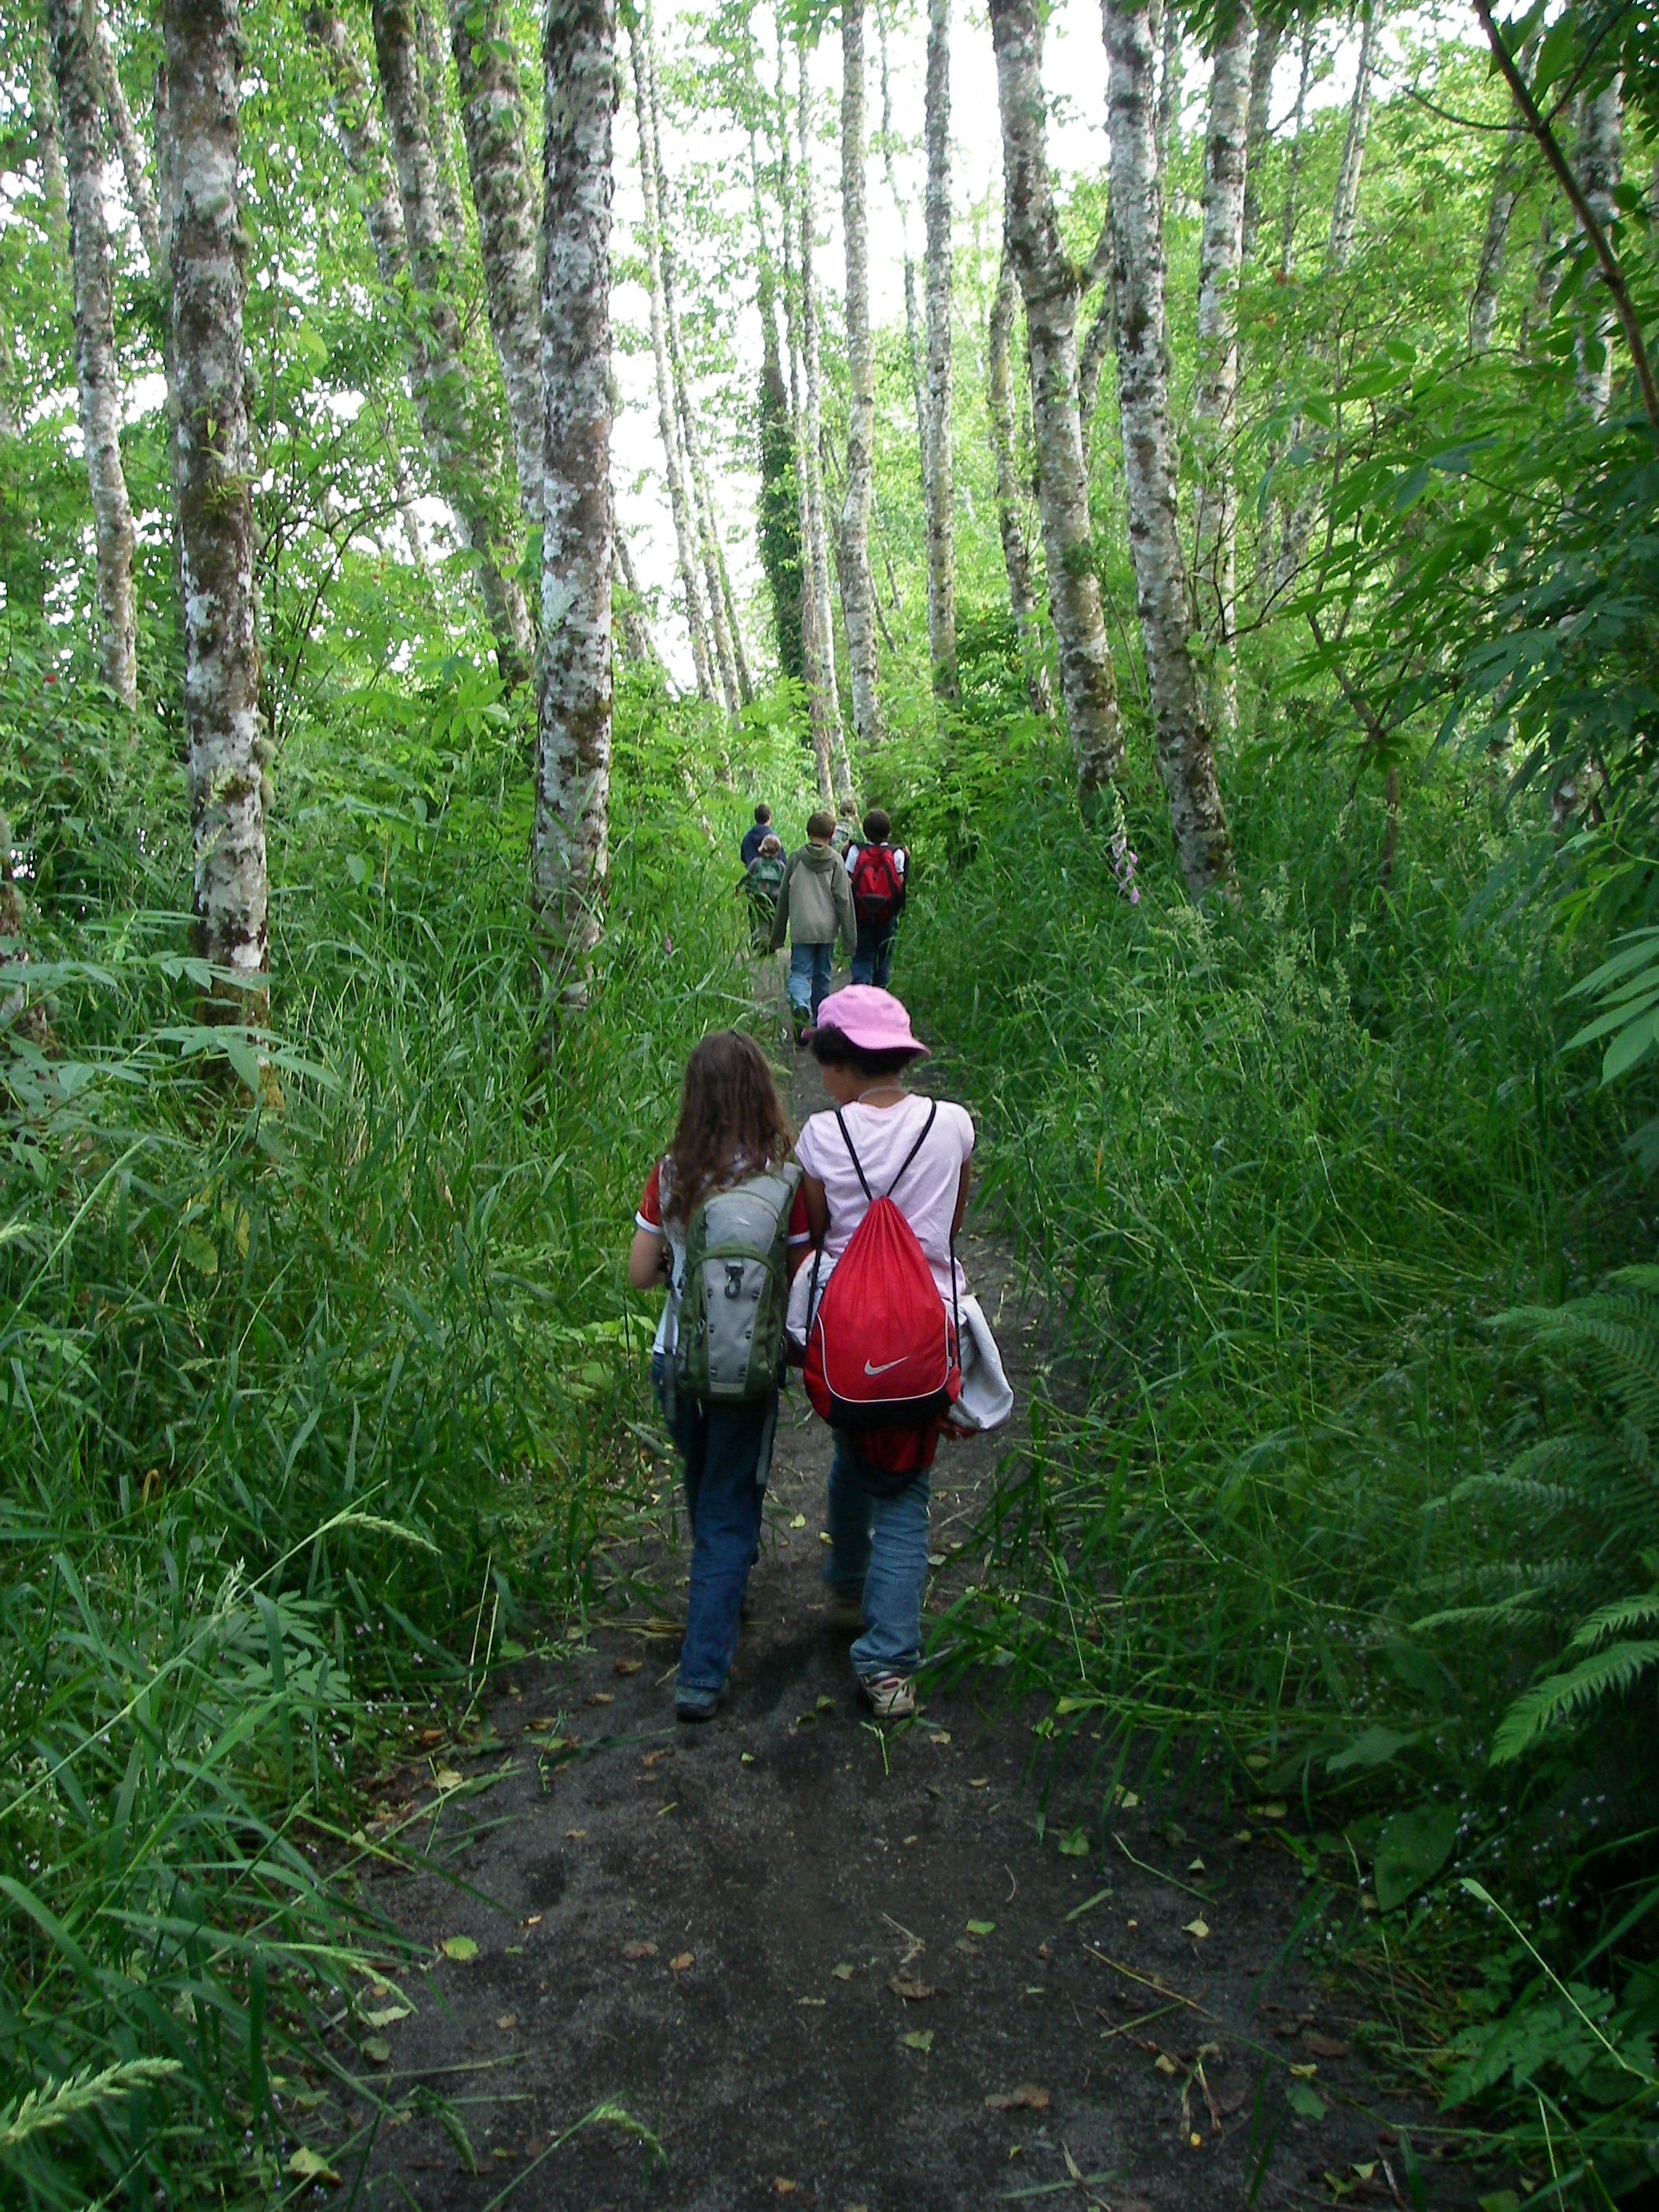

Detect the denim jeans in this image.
[822,1431,932,1679]
[654,1354,776,1704]
[851,921,897,990]
[787,940,835,1020]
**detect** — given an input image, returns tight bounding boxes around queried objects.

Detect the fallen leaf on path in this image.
[741,1751,756,1764]
[1114,1788,1139,1809]
[926,1552,945,1566]
[1058,1827,1090,1857]
[903,1834,918,1846]
[1288,2062,1319,2079]
[588,1692,613,1705]
[1155,2054,1177,2077]
[1236,1828,1253,1843]
[1302,2031,1350,2058]
[361,2037,391,2064]
[1287,2082,1327,2120]
[819,1531,832,1544]
[1183,1917,1210,1940]
[1246,1752,1269,1771]
[613,1658,643,1676]
[831,1963,856,1980]
[967,1918,995,1936]
[434,1768,463,1790]
[955,1938,982,1955]
[526,1717,561,1733]
[1162,1822,1188,1847]
[361,2005,410,2027]
[969,1777,989,1789]
[816,1694,837,1711]
[789,1514,807,1528]
[440,1936,478,1962]
[495,2014,517,2030]
[904,2031,934,2053]
[774,2182,798,2196]
[286,2148,341,2183]
[526,1912,544,1923]
[622,1941,658,1961]
[929,1730,951,1745]
[797,1997,826,2007]
[1188,1857,1207,1873]
[670,1951,694,1972]
[1258,1801,1287,1820]
[984,2086,1049,2112]
[644,1616,682,1635]
[640,1748,669,1769]
[888,1972,936,2001]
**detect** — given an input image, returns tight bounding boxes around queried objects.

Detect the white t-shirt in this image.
[795,1094,973,1302]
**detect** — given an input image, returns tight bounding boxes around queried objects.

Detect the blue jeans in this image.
[788,940,835,1020]
[654,1355,776,1704]
[822,1432,932,1679]
[851,921,897,990]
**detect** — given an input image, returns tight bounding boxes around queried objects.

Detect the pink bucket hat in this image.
[810,985,931,1056]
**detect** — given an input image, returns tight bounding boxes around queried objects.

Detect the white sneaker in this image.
[860,1673,915,1721]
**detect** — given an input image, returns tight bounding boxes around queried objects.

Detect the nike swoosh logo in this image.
[863,1357,907,1376]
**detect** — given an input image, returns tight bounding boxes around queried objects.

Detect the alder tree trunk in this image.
[534,0,614,993]
[613,533,655,664]
[922,0,958,700]
[417,0,469,258]
[627,20,714,703]
[93,5,162,273]
[372,0,533,683]
[752,129,806,687]
[1104,0,1234,898]
[1076,212,1115,469]
[32,40,71,258]
[166,0,268,1011]
[989,246,1051,714]
[1279,26,1312,276]
[639,17,742,716]
[876,0,928,471]
[447,0,543,529]
[1155,1,1181,183]
[839,0,884,755]
[1469,129,1529,349]
[1240,16,1278,260]
[797,38,851,801]
[1328,0,1382,269]
[1574,80,1621,416]
[990,0,1122,800]
[49,0,139,709]
[1192,1,1254,737]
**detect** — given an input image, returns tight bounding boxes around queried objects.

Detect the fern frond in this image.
[1490,1641,1659,1764]
[1566,1591,1659,1651]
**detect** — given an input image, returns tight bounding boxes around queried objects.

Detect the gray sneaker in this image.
[859,1673,915,1721]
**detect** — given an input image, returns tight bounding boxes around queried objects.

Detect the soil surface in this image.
[353,990,1469,2212]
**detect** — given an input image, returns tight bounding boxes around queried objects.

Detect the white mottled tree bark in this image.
[32,41,70,258]
[990,0,1122,800]
[989,245,1051,715]
[1328,0,1382,269]
[372,0,533,684]
[1155,1,1181,182]
[166,0,268,1009]
[1192,2,1254,738]
[447,0,543,529]
[49,0,139,709]
[534,0,615,992]
[1573,80,1621,416]
[796,38,851,801]
[839,0,884,755]
[875,0,928,473]
[93,5,161,273]
[417,0,469,259]
[1239,16,1278,260]
[1468,129,1527,351]
[922,0,957,700]
[626,20,714,703]
[1280,27,1311,276]
[1104,0,1233,896]
[613,532,656,665]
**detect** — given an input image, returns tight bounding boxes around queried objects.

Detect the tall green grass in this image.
[0,655,803,2205]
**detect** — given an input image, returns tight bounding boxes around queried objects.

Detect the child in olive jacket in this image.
[769,810,855,1038]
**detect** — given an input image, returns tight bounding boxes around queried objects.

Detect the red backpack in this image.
[804,1104,961,1445]
[851,844,906,930]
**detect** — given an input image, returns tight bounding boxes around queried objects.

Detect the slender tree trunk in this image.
[1521,203,1560,351]
[613,534,654,665]
[93,5,162,272]
[1328,0,1382,269]
[752,127,805,687]
[166,0,267,1012]
[990,0,1122,800]
[1469,123,1529,350]
[1104,0,1233,896]
[369,0,533,683]
[533,0,614,994]
[797,38,851,800]
[626,21,715,702]
[1192,2,1254,738]
[1075,214,1115,467]
[1573,80,1621,417]
[1240,16,1278,260]
[1279,25,1311,277]
[1155,1,1181,183]
[32,39,70,258]
[447,0,542,529]
[417,0,469,258]
[49,0,138,709]
[875,0,928,472]
[839,0,884,756]
[989,245,1051,714]
[639,17,742,716]
[922,0,958,700]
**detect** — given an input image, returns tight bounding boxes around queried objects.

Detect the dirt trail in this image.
[361,981,1458,2211]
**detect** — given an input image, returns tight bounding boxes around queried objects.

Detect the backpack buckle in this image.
[723,1261,744,1298]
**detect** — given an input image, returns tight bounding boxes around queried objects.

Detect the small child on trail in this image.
[845,808,908,991]
[830,799,859,860]
[741,803,773,867]
[792,987,974,1720]
[738,833,786,954]
[628,1031,811,1722]
[769,809,855,1043]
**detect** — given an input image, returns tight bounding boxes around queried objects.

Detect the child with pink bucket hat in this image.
[791,985,977,1719]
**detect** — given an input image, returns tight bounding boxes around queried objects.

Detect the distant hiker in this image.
[846,808,908,991]
[788,987,975,1723]
[628,1031,811,1723]
[830,799,859,860]
[738,833,786,954]
[769,809,855,1043]
[741,803,774,868]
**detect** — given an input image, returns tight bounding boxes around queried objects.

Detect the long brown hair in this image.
[663,1031,795,1227]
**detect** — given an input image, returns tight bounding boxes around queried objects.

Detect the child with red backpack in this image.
[846,808,908,991]
[791,987,973,1719]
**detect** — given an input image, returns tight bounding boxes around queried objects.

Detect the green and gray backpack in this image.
[672,1163,803,1408]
